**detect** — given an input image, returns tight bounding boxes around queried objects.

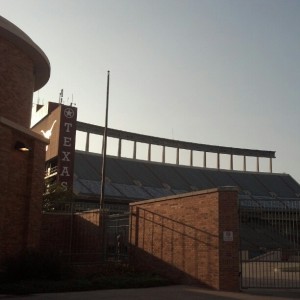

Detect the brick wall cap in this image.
[0,116,49,144]
[0,15,50,91]
[130,186,239,206]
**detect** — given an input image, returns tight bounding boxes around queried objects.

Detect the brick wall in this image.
[0,122,46,262]
[0,19,50,264]
[0,37,35,128]
[129,187,239,291]
[40,210,103,262]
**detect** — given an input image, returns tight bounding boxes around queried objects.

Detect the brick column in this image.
[218,189,240,291]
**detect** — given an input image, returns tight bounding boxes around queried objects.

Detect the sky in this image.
[1,0,300,183]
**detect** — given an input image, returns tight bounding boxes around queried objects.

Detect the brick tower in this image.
[0,16,50,262]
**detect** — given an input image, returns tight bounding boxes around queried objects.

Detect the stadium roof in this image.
[73,150,300,209]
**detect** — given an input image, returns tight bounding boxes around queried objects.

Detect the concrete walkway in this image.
[1,285,300,300]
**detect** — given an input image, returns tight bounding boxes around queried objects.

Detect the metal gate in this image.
[105,212,129,262]
[239,197,300,288]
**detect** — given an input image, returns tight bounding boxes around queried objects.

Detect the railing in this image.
[105,213,129,262]
[239,199,300,288]
[240,249,300,288]
[77,121,276,172]
[44,166,58,178]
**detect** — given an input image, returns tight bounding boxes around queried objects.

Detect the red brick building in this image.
[0,16,50,263]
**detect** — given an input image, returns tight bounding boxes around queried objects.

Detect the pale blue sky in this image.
[2,0,300,182]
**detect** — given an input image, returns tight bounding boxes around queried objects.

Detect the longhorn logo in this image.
[41,120,57,150]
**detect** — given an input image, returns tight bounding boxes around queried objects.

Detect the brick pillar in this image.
[218,189,240,291]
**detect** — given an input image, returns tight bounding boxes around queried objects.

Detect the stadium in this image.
[31,101,300,288]
[1,14,299,290]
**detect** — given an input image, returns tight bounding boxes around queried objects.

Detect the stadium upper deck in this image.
[73,120,299,208]
[31,102,300,212]
[73,150,300,211]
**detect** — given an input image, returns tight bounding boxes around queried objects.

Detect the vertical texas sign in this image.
[32,102,77,191]
[58,105,77,190]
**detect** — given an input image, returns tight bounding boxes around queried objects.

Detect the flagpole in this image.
[100,70,110,210]
[100,71,110,261]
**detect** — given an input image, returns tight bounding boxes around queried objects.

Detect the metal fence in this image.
[239,199,300,288]
[41,202,130,264]
[41,204,102,263]
[105,213,130,262]
[42,199,300,288]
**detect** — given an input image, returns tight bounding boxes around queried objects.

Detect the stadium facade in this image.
[31,101,300,288]
[31,102,300,250]
[31,101,300,212]
[2,14,299,289]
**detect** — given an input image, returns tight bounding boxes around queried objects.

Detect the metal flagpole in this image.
[100,70,110,261]
[100,70,110,210]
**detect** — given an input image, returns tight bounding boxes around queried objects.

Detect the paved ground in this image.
[1,285,300,300]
